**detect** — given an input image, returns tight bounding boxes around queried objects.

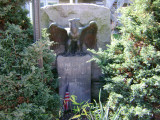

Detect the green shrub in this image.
[0,0,32,30]
[0,0,60,119]
[0,25,60,120]
[91,0,160,119]
[0,103,53,120]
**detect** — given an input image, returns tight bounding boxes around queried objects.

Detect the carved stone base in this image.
[57,54,91,104]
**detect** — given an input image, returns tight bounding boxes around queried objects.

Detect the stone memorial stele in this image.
[49,18,97,105]
[57,55,91,104]
[41,4,111,101]
[41,4,111,51]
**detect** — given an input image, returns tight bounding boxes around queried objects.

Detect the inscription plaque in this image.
[57,54,91,104]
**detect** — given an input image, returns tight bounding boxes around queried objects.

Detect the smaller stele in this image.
[57,54,92,108]
[48,18,98,56]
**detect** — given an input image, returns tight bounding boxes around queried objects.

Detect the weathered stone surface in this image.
[91,81,107,101]
[91,61,102,82]
[40,4,111,49]
[57,55,91,103]
[41,4,110,100]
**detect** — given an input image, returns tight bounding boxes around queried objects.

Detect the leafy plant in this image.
[70,95,91,119]
[90,0,160,119]
[70,90,121,120]
[0,28,60,119]
[0,0,60,119]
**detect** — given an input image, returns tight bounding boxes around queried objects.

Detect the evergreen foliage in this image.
[0,0,60,119]
[0,0,31,30]
[91,0,160,119]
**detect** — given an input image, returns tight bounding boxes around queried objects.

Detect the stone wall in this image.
[40,4,111,49]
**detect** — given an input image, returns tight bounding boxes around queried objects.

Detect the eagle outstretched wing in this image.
[80,21,98,50]
[48,23,69,53]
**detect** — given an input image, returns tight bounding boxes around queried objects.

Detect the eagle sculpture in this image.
[48,18,98,56]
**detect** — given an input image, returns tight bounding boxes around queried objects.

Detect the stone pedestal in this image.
[57,55,91,103]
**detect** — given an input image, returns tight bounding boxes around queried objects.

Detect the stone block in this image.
[91,61,102,82]
[91,81,104,101]
[57,54,91,103]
